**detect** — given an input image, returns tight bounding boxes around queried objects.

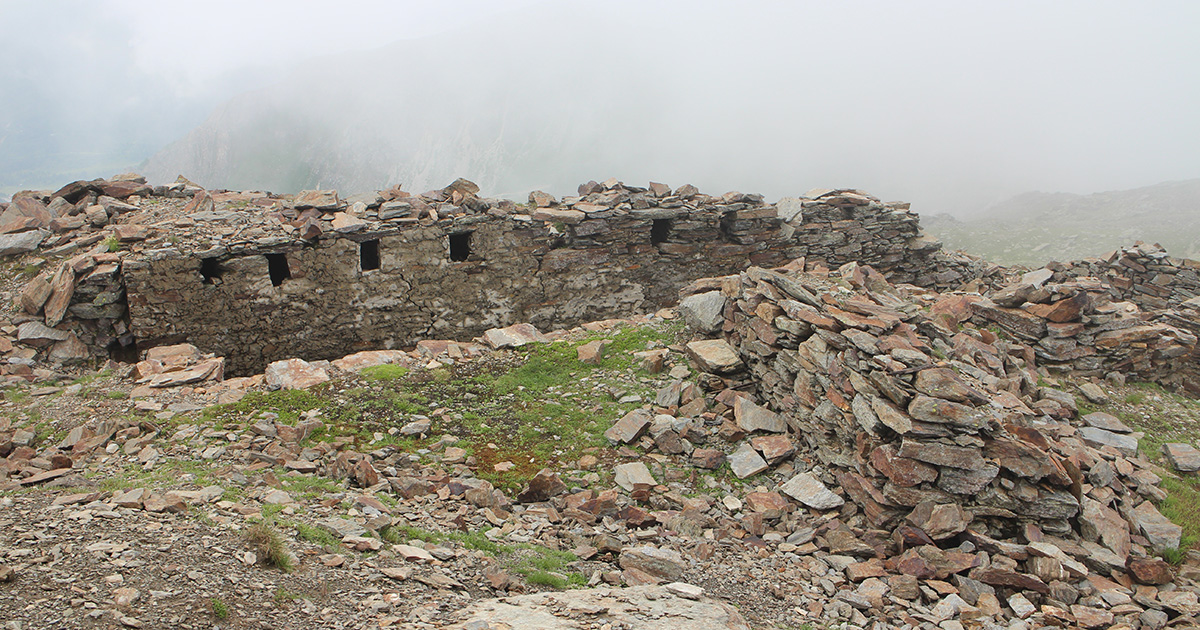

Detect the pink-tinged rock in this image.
[577,339,610,365]
[148,358,224,387]
[734,397,786,433]
[727,443,769,478]
[888,545,978,580]
[265,358,329,390]
[984,437,1057,481]
[294,189,340,210]
[744,492,789,518]
[914,368,986,404]
[143,493,187,513]
[970,568,1048,594]
[43,262,75,327]
[1128,500,1182,550]
[330,212,367,233]
[113,224,150,242]
[1126,556,1173,585]
[183,190,214,214]
[482,323,549,348]
[685,339,744,374]
[19,274,52,314]
[516,469,567,503]
[331,350,410,372]
[100,179,151,198]
[906,502,972,540]
[1070,605,1113,629]
[532,208,584,224]
[1079,497,1130,560]
[690,448,725,469]
[750,434,795,464]
[870,444,938,487]
[605,409,652,444]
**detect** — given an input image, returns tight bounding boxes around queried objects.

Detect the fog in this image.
[3,0,1198,217]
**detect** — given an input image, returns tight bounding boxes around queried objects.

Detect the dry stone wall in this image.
[111,180,940,375]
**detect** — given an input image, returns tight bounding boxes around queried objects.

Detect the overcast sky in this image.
[2,0,1198,214]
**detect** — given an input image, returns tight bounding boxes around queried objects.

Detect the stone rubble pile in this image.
[668,259,1196,619]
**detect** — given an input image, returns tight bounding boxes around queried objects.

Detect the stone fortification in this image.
[3,176,940,375]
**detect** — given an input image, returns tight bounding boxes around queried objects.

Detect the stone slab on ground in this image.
[439,584,752,630]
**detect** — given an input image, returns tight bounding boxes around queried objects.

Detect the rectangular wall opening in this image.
[199,257,224,284]
[651,218,672,245]
[360,239,380,271]
[265,253,291,286]
[719,211,737,243]
[449,231,472,262]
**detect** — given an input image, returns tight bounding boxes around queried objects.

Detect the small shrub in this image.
[104,235,121,253]
[210,598,229,619]
[1162,546,1187,565]
[244,521,293,571]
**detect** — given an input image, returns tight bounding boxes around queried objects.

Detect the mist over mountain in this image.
[923,179,1200,266]
[140,2,1200,214]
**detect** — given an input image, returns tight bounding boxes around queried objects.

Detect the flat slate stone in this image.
[1162,442,1200,472]
[1078,426,1139,457]
[685,339,744,374]
[780,472,844,510]
[728,443,769,479]
[614,462,656,491]
[1082,412,1132,434]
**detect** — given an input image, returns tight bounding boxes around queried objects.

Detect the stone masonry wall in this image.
[118,181,941,375]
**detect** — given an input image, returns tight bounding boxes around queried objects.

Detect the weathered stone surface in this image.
[516,469,567,503]
[1126,556,1173,585]
[294,189,339,210]
[1078,426,1139,457]
[0,229,47,256]
[890,546,977,580]
[690,448,725,469]
[733,397,786,433]
[685,339,744,374]
[613,462,656,491]
[16,321,70,345]
[914,368,984,404]
[906,502,972,540]
[330,212,366,233]
[896,439,986,469]
[1162,442,1200,472]
[43,261,75,326]
[441,585,751,630]
[1128,500,1182,550]
[750,434,794,464]
[605,409,653,444]
[482,323,549,349]
[679,291,726,334]
[265,358,330,390]
[577,339,609,365]
[1081,411,1132,433]
[1079,497,1131,560]
[727,442,769,479]
[780,472,844,510]
[620,547,687,580]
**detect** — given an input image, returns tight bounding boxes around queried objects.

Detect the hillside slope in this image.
[923,179,1200,265]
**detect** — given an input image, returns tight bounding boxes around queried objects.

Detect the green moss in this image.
[1158,476,1200,550]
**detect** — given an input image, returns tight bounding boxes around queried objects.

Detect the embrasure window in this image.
[265,253,290,286]
[449,232,472,262]
[651,219,671,245]
[360,239,380,271]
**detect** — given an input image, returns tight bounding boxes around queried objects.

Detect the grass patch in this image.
[210,598,229,620]
[1158,476,1200,551]
[273,588,302,604]
[361,364,410,381]
[293,522,341,549]
[244,521,294,572]
[104,390,129,400]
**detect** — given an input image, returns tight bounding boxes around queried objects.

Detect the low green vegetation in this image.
[244,521,294,572]
[210,598,229,620]
[293,522,341,549]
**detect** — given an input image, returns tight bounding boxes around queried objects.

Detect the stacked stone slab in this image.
[686,261,1186,588]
